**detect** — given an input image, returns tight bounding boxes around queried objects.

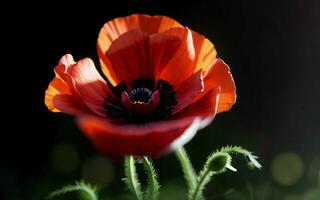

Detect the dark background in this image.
[2,0,320,199]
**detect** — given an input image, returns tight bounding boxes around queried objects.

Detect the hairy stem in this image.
[124,156,143,200]
[191,169,213,200]
[47,180,98,200]
[140,156,160,200]
[175,147,197,192]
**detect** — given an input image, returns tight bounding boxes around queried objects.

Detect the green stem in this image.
[191,169,214,200]
[124,156,143,200]
[47,181,98,200]
[141,156,160,200]
[175,147,197,191]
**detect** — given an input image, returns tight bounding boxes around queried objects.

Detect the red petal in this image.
[98,14,183,85]
[105,30,152,83]
[77,115,201,158]
[149,33,181,76]
[66,58,110,116]
[191,31,217,72]
[105,30,181,84]
[173,70,203,113]
[174,87,220,129]
[196,59,236,113]
[158,28,196,87]
[45,54,109,116]
[52,94,91,115]
[45,54,91,114]
[157,28,217,88]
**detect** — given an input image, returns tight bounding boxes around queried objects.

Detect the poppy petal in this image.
[174,87,220,128]
[66,58,110,116]
[52,94,91,115]
[157,28,217,88]
[173,70,203,113]
[98,14,182,85]
[59,53,76,66]
[149,33,182,76]
[191,32,217,72]
[200,59,236,113]
[105,30,182,84]
[158,28,196,87]
[45,54,109,116]
[105,30,152,83]
[45,55,90,114]
[45,76,72,112]
[77,115,201,158]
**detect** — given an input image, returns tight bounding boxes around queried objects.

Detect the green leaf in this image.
[123,156,143,200]
[47,180,98,200]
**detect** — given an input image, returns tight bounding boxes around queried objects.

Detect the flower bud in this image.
[207,152,232,173]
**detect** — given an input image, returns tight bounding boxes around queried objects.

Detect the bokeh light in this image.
[82,155,115,188]
[271,152,304,186]
[50,143,79,174]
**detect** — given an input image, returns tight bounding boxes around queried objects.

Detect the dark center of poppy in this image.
[129,87,152,103]
[103,78,177,124]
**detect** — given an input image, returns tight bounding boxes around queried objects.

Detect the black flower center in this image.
[129,87,152,103]
[103,78,177,124]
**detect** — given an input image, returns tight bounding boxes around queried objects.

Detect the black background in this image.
[2,0,320,199]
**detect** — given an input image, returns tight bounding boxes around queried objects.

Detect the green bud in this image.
[207,152,232,173]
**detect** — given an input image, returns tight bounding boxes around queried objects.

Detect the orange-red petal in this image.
[191,32,217,73]
[77,115,201,158]
[173,70,203,113]
[150,33,181,77]
[52,94,90,115]
[196,58,236,113]
[174,87,220,128]
[45,55,88,114]
[45,76,72,112]
[45,54,109,116]
[98,14,183,85]
[157,27,217,88]
[65,58,109,116]
[105,30,152,83]
[105,29,181,83]
[157,28,196,87]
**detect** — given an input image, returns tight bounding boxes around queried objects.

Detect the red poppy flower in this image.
[45,14,236,158]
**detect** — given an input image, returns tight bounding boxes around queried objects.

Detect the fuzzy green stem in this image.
[191,169,214,200]
[124,156,143,200]
[47,180,98,200]
[175,147,197,191]
[140,156,160,200]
